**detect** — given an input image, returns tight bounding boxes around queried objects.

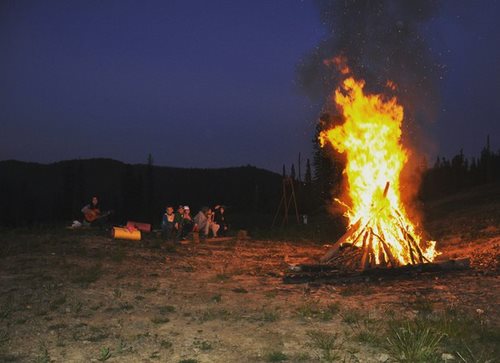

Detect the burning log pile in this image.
[282,58,473,284]
[320,182,435,270]
[314,58,438,272]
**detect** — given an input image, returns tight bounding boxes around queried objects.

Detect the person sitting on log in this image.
[161,205,176,240]
[179,206,194,240]
[213,205,228,237]
[173,205,184,239]
[194,207,219,239]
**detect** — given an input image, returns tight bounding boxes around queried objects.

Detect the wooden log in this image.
[288,264,339,273]
[372,225,397,268]
[406,232,416,264]
[390,211,432,264]
[373,223,399,267]
[383,181,390,197]
[320,218,362,262]
[406,231,431,264]
[283,258,471,284]
[368,234,377,269]
[359,231,370,270]
[378,244,386,267]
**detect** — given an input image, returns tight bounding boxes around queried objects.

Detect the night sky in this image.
[1,0,499,172]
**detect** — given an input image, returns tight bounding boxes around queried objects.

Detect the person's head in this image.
[166,206,174,215]
[201,206,209,215]
[220,206,225,214]
[177,205,184,214]
[183,206,190,215]
[91,196,99,207]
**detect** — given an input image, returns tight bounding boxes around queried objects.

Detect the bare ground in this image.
[0,185,499,362]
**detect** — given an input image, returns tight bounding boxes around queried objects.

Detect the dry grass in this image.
[0,197,498,362]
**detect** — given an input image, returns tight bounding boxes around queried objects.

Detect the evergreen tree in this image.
[312,113,344,205]
[290,163,296,180]
[305,158,312,186]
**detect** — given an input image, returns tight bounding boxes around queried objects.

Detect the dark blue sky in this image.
[1,1,499,172]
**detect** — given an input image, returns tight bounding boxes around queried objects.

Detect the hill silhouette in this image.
[0,158,282,228]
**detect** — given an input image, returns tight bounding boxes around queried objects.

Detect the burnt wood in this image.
[283,258,470,284]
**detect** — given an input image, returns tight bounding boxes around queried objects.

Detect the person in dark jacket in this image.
[179,206,194,240]
[213,205,228,236]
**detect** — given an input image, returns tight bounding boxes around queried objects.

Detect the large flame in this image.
[320,71,437,267]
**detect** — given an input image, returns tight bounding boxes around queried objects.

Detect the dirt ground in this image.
[0,185,499,362]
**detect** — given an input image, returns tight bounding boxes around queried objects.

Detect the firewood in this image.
[368,234,378,269]
[359,231,370,270]
[375,232,397,268]
[320,218,362,262]
[406,233,416,264]
[283,258,470,284]
[383,181,390,197]
[378,243,387,266]
[406,231,431,264]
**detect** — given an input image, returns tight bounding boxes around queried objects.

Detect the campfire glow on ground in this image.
[320,59,438,269]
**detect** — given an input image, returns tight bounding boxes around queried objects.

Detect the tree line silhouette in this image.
[1,131,497,229]
[419,136,500,199]
[303,114,500,213]
[0,158,282,228]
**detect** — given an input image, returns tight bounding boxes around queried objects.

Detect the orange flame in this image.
[320,69,438,266]
[323,55,350,75]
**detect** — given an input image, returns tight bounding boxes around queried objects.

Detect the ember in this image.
[320,61,438,270]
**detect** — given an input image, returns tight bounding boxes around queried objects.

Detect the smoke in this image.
[300,0,445,219]
[298,0,444,145]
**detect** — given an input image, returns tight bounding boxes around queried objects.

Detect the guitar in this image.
[84,209,113,223]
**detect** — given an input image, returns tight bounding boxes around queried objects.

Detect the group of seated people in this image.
[161,204,228,241]
[79,196,229,241]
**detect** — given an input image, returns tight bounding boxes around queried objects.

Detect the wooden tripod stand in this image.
[272,177,300,227]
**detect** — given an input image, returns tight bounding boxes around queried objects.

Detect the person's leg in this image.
[211,223,220,237]
[203,221,210,237]
[181,221,193,239]
[166,224,174,240]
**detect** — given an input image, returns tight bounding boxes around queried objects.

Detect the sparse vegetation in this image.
[214,273,230,281]
[265,351,288,362]
[35,342,50,363]
[159,305,176,314]
[210,294,222,303]
[97,347,112,361]
[193,339,213,351]
[111,247,126,262]
[0,214,498,362]
[0,330,9,345]
[160,340,173,349]
[70,264,103,286]
[232,287,248,293]
[151,316,170,324]
[198,308,231,322]
[258,310,280,322]
[341,308,366,325]
[385,320,444,363]
[295,299,340,321]
[307,330,343,362]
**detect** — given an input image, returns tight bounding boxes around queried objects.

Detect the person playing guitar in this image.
[81,196,111,226]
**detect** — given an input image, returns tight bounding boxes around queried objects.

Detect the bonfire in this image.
[319,61,438,270]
